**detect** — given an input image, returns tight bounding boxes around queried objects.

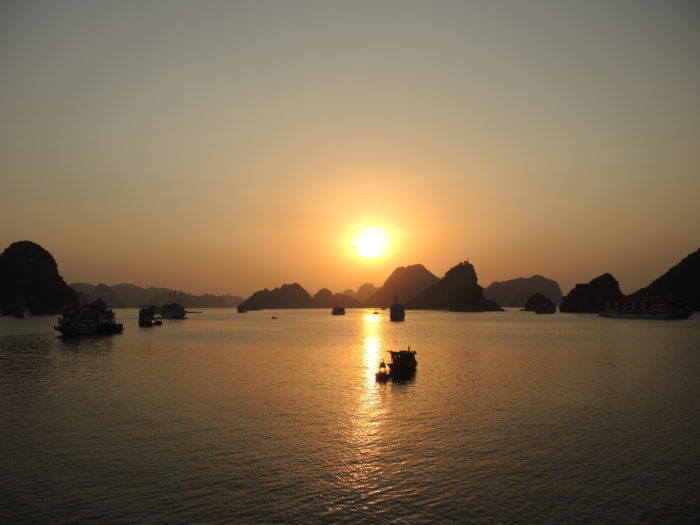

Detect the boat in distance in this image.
[376,347,417,381]
[138,306,155,327]
[331,306,345,315]
[390,293,405,322]
[600,296,692,319]
[54,299,123,335]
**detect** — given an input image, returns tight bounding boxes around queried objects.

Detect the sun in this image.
[353,227,389,259]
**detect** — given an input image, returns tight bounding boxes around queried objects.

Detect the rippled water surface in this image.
[1,309,699,523]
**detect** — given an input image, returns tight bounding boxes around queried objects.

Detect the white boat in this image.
[600,296,692,319]
[54,299,124,335]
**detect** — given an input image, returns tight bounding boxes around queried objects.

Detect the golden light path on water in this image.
[331,311,389,509]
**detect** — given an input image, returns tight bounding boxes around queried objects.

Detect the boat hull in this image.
[600,311,692,320]
[55,323,124,335]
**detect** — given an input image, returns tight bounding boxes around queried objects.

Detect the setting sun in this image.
[353,227,389,259]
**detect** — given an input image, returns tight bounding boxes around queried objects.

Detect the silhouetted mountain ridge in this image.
[559,273,623,313]
[633,249,700,310]
[364,264,439,307]
[71,282,244,308]
[406,261,502,311]
[484,275,562,307]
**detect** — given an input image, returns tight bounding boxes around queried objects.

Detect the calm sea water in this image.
[1,308,699,523]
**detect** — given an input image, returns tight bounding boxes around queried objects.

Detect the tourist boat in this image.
[138,306,155,327]
[390,293,405,321]
[160,302,186,319]
[600,296,692,319]
[375,347,417,381]
[331,306,345,315]
[54,299,123,335]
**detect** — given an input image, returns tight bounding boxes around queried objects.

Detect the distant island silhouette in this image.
[406,261,502,311]
[1,240,698,315]
[72,282,244,309]
[559,273,623,313]
[484,275,562,307]
[633,249,699,310]
[363,264,439,308]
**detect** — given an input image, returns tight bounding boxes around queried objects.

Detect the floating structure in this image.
[390,293,405,322]
[331,306,345,315]
[54,299,123,335]
[600,296,692,319]
[138,306,155,327]
[153,313,162,325]
[237,304,247,313]
[376,347,417,381]
[159,302,186,319]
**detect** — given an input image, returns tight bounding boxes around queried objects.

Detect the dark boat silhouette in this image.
[390,293,405,321]
[331,306,345,315]
[375,347,417,381]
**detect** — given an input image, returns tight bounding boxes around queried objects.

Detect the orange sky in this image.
[1,1,698,297]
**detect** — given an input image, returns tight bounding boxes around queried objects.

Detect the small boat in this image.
[600,296,692,319]
[54,299,123,335]
[375,347,417,381]
[331,306,345,315]
[375,360,390,381]
[390,293,405,322]
[271,316,277,320]
[153,314,163,326]
[237,304,247,313]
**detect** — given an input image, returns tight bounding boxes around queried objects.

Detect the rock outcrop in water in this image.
[559,273,623,313]
[364,264,439,307]
[0,240,78,315]
[406,261,502,311]
[524,292,556,312]
[633,248,700,310]
[484,275,562,307]
[312,288,359,308]
[242,283,313,309]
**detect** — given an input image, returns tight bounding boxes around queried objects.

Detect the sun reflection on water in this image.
[328,310,392,508]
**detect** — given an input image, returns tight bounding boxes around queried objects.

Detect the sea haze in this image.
[1,309,699,523]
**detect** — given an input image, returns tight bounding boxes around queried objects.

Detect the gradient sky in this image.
[1,0,698,297]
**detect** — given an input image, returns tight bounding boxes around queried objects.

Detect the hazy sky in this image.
[1,0,698,297]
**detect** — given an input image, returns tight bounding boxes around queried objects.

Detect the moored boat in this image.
[376,347,417,381]
[54,299,123,335]
[600,296,692,319]
[390,293,405,321]
[139,306,155,327]
[331,306,345,315]
[160,302,186,319]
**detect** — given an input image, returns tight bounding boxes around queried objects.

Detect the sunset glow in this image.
[353,228,389,259]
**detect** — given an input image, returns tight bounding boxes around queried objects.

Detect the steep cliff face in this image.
[364,264,439,307]
[406,261,502,312]
[633,249,700,310]
[484,275,562,307]
[0,241,78,315]
[559,273,623,313]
